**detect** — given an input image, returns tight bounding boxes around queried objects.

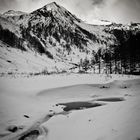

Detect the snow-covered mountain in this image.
[3,10,26,17]
[0,2,140,75]
[86,19,112,25]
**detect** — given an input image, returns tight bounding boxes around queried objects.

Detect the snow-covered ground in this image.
[0,41,72,74]
[0,74,140,140]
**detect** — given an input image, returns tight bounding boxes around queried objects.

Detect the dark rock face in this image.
[7,125,18,133]
[0,24,26,51]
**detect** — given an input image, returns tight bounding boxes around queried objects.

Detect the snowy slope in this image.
[0,41,72,74]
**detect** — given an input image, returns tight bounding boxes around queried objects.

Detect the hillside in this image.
[0,2,140,75]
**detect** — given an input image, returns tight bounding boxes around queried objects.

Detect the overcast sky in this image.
[0,0,140,24]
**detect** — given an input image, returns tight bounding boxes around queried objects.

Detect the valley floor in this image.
[0,74,140,140]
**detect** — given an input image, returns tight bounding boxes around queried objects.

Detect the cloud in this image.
[0,0,140,24]
[109,0,140,23]
[0,0,42,13]
[0,0,16,12]
[87,0,140,24]
[92,0,105,6]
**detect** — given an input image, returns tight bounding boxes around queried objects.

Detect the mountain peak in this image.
[32,1,61,15]
[3,10,26,16]
[43,1,60,11]
[31,2,81,23]
[48,2,58,6]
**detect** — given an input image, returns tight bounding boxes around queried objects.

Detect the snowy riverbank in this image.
[0,74,140,140]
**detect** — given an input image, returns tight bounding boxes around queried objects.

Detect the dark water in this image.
[58,101,104,111]
[96,97,124,102]
[18,130,40,140]
[58,97,125,111]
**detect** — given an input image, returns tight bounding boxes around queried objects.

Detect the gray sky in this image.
[0,0,140,24]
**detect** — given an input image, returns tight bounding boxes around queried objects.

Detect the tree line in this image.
[77,28,140,75]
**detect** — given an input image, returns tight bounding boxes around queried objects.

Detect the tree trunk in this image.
[110,61,112,74]
[99,58,101,74]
